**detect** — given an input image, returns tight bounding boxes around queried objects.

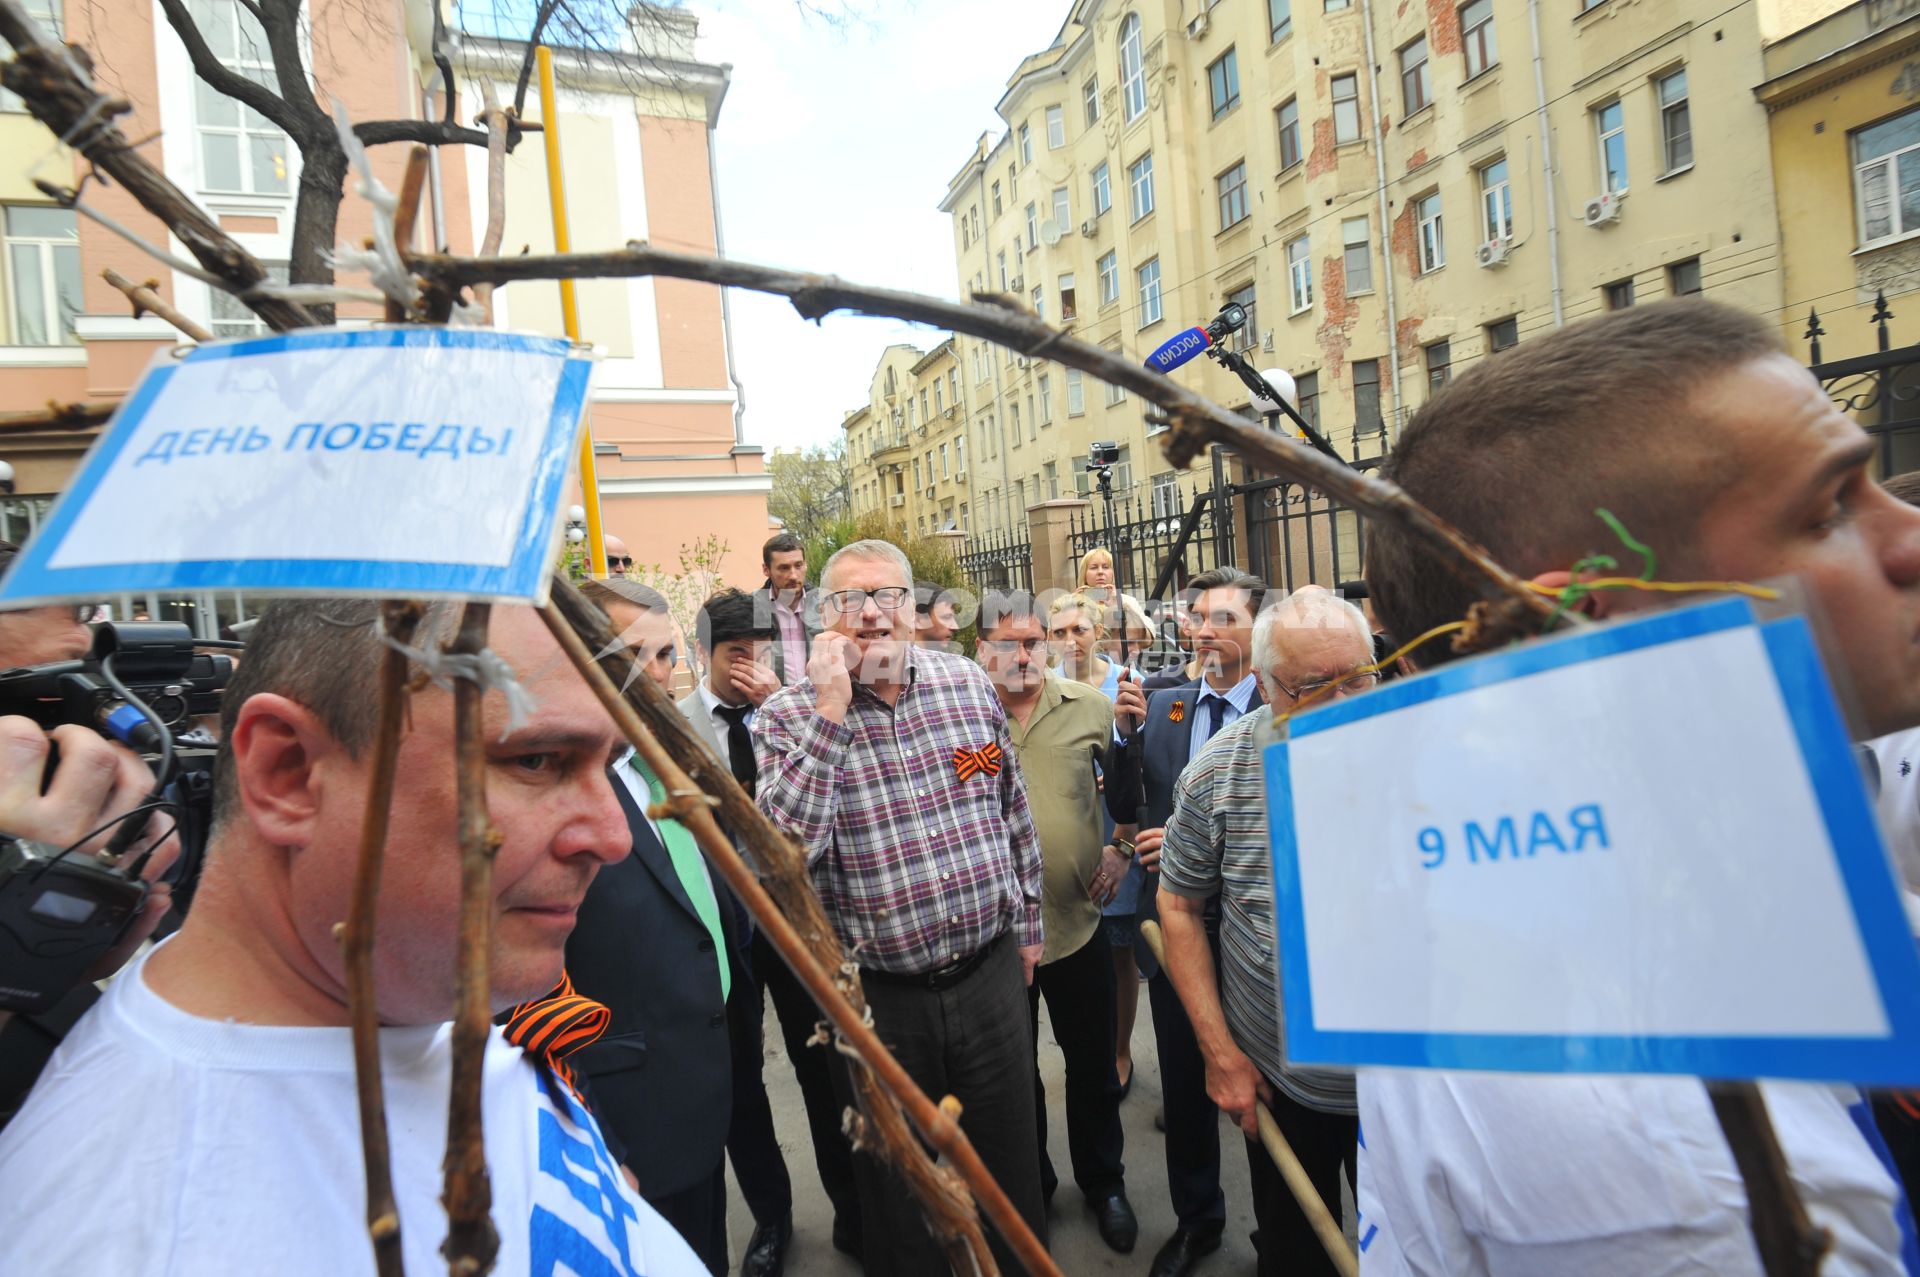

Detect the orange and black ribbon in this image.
[1168,699,1186,723]
[502,969,611,1104]
[953,742,1004,781]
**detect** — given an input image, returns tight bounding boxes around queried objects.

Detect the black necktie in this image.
[716,703,758,796]
[1204,694,1230,743]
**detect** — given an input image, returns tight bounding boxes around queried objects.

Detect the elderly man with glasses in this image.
[1157,585,1378,1277]
[752,539,1047,1275]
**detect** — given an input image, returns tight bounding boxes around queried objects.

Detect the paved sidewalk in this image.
[721,980,1263,1275]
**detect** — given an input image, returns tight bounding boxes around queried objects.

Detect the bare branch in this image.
[0,7,314,331]
[430,0,455,126]
[414,245,1554,624]
[0,400,114,436]
[101,267,213,342]
[353,117,489,149]
[252,0,328,138]
[510,0,565,118]
[154,0,308,140]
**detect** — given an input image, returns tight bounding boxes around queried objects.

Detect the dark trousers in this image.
[650,1160,728,1275]
[1245,1086,1356,1277]
[749,929,862,1235]
[725,945,794,1227]
[830,935,1047,1274]
[1028,927,1126,1201]
[1148,968,1225,1233]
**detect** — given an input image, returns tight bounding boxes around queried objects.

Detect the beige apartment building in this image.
[843,336,977,535]
[0,0,766,630]
[927,0,1785,539]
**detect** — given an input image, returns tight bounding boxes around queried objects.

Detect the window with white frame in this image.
[1342,217,1372,294]
[1151,471,1179,518]
[1218,162,1250,230]
[997,251,1008,290]
[1416,192,1444,273]
[3,205,80,346]
[940,443,950,478]
[1658,68,1692,175]
[1287,234,1313,312]
[957,435,966,472]
[1045,461,1060,500]
[1595,100,1627,193]
[1092,161,1112,216]
[1067,367,1086,415]
[1019,123,1033,165]
[1296,371,1320,428]
[1027,396,1036,440]
[1401,35,1430,115]
[1278,98,1302,169]
[1098,250,1120,305]
[934,379,944,413]
[1128,152,1155,222]
[1270,0,1292,40]
[1084,76,1101,126]
[0,0,60,112]
[1039,373,1053,422]
[1120,14,1146,122]
[1052,187,1070,234]
[1208,48,1241,118]
[192,0,291,195]
[1060,272,1077,320]
[1010,401,1022,445]
[1137,258,1162,326]
[1461,0,1496,79]
[1032,284,1044,318]
[1332,74,1361,144]
[1026,203,1038,250]
[1105,370,1126,406]
[950,368,959,403]
[1479,157,1513,242]
[1047,105,1066,149]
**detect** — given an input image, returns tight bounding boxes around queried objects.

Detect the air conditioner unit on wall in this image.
[1187,11,1210,37]
[1583,190,1624,227]
[1475,238,1511,268]
[889,494,906,508]
[1081,219,1098,238]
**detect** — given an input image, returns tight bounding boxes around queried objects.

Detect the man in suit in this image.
[678,588,862,1275]
[565,581,740,1273]
[759,532,815,686]
[1113,567,1268,1277]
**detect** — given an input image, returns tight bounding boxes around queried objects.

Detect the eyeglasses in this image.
[72,605,98,624]
[823,587,912,612]
[980,637,1049,654]
[1271,670,1380,701]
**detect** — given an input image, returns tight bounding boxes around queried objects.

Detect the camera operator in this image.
[0,540,179,1091]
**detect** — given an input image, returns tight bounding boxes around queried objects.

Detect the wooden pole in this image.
[441,603,501,1276]
[1709,1083,1832,1277]
[1138,920,1358,1277]
[100,268,212,342]
[342,600,425,1277]
[538,596,1059,1277]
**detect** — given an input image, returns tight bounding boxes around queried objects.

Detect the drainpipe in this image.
[979,154,1016,534]
[708,118,750,445]
[1358,0,1405,437]
[1528,0,1566,326]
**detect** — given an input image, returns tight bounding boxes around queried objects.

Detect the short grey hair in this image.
[1251,587,1372,694]
[820,539,912,593]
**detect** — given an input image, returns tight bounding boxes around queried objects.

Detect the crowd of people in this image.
[0,299,1916,1276]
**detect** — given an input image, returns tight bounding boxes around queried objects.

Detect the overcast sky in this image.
[691,1,1067,454]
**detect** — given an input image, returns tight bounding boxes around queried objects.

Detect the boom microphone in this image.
[1144,326,1212,374]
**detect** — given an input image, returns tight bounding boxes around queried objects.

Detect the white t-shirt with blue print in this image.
[0,944,703,1277]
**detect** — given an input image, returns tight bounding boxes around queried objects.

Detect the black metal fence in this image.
[1237,455,1384,593]
[956,526,1033,592]
[1807,298,1920,479]
[1064,467,1234,601]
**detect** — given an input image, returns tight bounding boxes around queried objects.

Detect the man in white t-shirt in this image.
[0,601,705,1276]
[1358,300,1920,1275]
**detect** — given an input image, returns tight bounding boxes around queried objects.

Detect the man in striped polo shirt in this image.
[1158,586,1378,1277]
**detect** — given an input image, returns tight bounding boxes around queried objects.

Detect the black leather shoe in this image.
[1086,1189,1138,1254]
[1147,1226,1222,1277]
[739,1214,792,1277]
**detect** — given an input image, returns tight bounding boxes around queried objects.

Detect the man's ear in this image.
[226,693,336,848]
[1529,569,1633,620]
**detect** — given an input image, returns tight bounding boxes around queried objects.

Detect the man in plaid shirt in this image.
[753,538,1047,1272]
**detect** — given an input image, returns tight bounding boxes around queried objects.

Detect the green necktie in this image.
[631,755,731,1001]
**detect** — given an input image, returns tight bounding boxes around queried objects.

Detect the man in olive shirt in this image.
[977,591,1139,1253]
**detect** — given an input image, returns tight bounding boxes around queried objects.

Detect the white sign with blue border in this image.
[0,328,592,604]
[1266,596,1920,1084]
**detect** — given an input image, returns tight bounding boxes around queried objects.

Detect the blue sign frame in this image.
[0,328,592,603]
[1265,596,1920,1084]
